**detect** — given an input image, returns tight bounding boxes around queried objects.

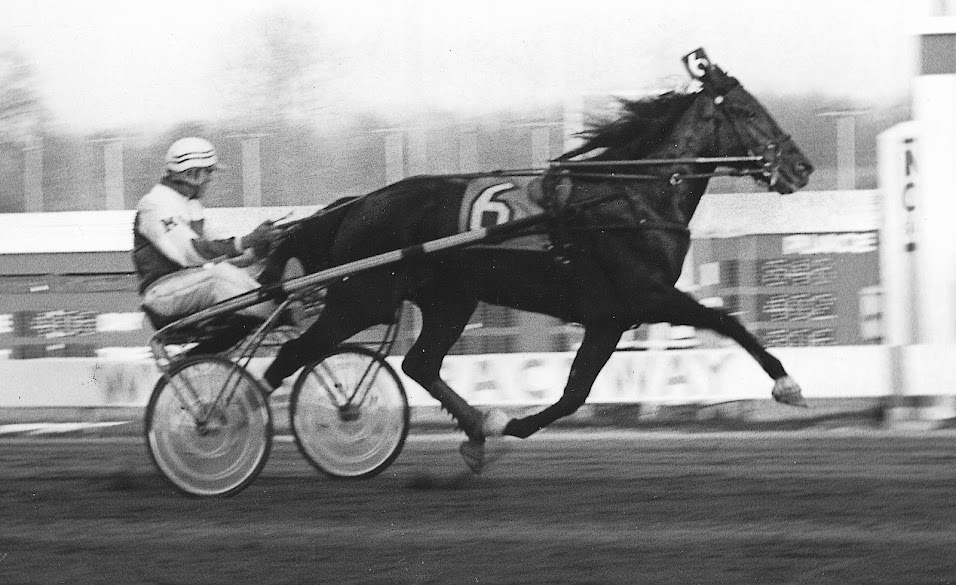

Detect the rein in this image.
[563,166,767,186]
[550,155,770,185]
[480,154,771,186]
[549,155,763,167]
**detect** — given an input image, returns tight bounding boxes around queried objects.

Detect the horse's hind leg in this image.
[651,286,807,407]
[262,294,379,390]
[499,321,625,439]
[401,290,485,443]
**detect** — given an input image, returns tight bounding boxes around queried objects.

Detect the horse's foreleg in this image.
[501,322,625,439]
[401,293,485,442]
[653,287,807,407]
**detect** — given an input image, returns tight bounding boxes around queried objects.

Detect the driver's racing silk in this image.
[133,183,231,293]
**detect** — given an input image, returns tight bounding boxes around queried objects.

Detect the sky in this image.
[0,0,927,133]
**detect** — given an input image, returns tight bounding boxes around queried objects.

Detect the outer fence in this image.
[0,345,950,409]
[4,345,955,433]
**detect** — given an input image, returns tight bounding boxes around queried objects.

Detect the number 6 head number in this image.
[683,48,712,79]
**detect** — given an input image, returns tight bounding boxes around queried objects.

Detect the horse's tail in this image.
[258,196,359,286]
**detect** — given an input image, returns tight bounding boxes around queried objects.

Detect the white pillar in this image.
[241,137,262,207]
[383,131,406,184]
[406,129,428,176]
[562,94,585,155]
[913,16,956,343]
[530,126,551,167]
[23,144,42,212]
[836,116,857,190]
[459,126,479,173]
[819,111,866,191]
[103,140,124,209]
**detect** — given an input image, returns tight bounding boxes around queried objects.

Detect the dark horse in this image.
[259,50,814,471]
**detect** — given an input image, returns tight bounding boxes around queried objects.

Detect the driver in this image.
[133,137,278,326]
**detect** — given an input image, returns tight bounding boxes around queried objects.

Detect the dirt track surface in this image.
[2,430,956,584]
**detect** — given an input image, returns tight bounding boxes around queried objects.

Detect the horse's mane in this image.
[558,90,699,161]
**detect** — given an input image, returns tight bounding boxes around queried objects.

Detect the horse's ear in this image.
[682,48,714,80]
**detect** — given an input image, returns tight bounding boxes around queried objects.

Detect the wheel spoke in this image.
[290,346,408,478]
[145,356,272,497]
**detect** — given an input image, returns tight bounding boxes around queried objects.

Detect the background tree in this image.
[0,47,44,148]
[216,7,345,130]
[0,47,46,211]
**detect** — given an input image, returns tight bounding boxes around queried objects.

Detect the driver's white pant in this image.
[143,263,276,321]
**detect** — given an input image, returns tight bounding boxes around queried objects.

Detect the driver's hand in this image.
[242,220,279,257]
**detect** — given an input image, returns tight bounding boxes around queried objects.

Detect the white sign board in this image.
[878,122,918,346]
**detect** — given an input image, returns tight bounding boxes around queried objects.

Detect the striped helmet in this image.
[165,137,219,173]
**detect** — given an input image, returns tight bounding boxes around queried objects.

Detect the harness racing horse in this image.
[259,49,814,471]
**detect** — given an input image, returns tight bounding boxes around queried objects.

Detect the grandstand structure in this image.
[0,189,880,359]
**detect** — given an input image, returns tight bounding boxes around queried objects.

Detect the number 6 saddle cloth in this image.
[456,175,553,252]
[455,173,687,281]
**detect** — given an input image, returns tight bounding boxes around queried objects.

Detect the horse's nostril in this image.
[797,162,814,175]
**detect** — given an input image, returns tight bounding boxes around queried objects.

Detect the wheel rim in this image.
[292,350,406,477]
[147,359,270,496]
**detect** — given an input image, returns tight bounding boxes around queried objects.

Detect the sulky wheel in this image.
[290,344,409,478]
[145,356,272,497]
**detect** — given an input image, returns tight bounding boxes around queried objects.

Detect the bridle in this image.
[546,80,789,188]
[705,81,793,189]
[512,79,796,240]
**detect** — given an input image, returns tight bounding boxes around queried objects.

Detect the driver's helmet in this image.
[165,137,219,173]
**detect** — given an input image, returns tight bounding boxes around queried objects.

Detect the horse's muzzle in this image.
[772,160,814,194]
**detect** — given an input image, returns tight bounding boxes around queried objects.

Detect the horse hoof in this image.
[459,440,486,474]
[482,408,511,437]
[772,376,808,408]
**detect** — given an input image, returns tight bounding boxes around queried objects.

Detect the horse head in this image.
[683,48,813,194]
